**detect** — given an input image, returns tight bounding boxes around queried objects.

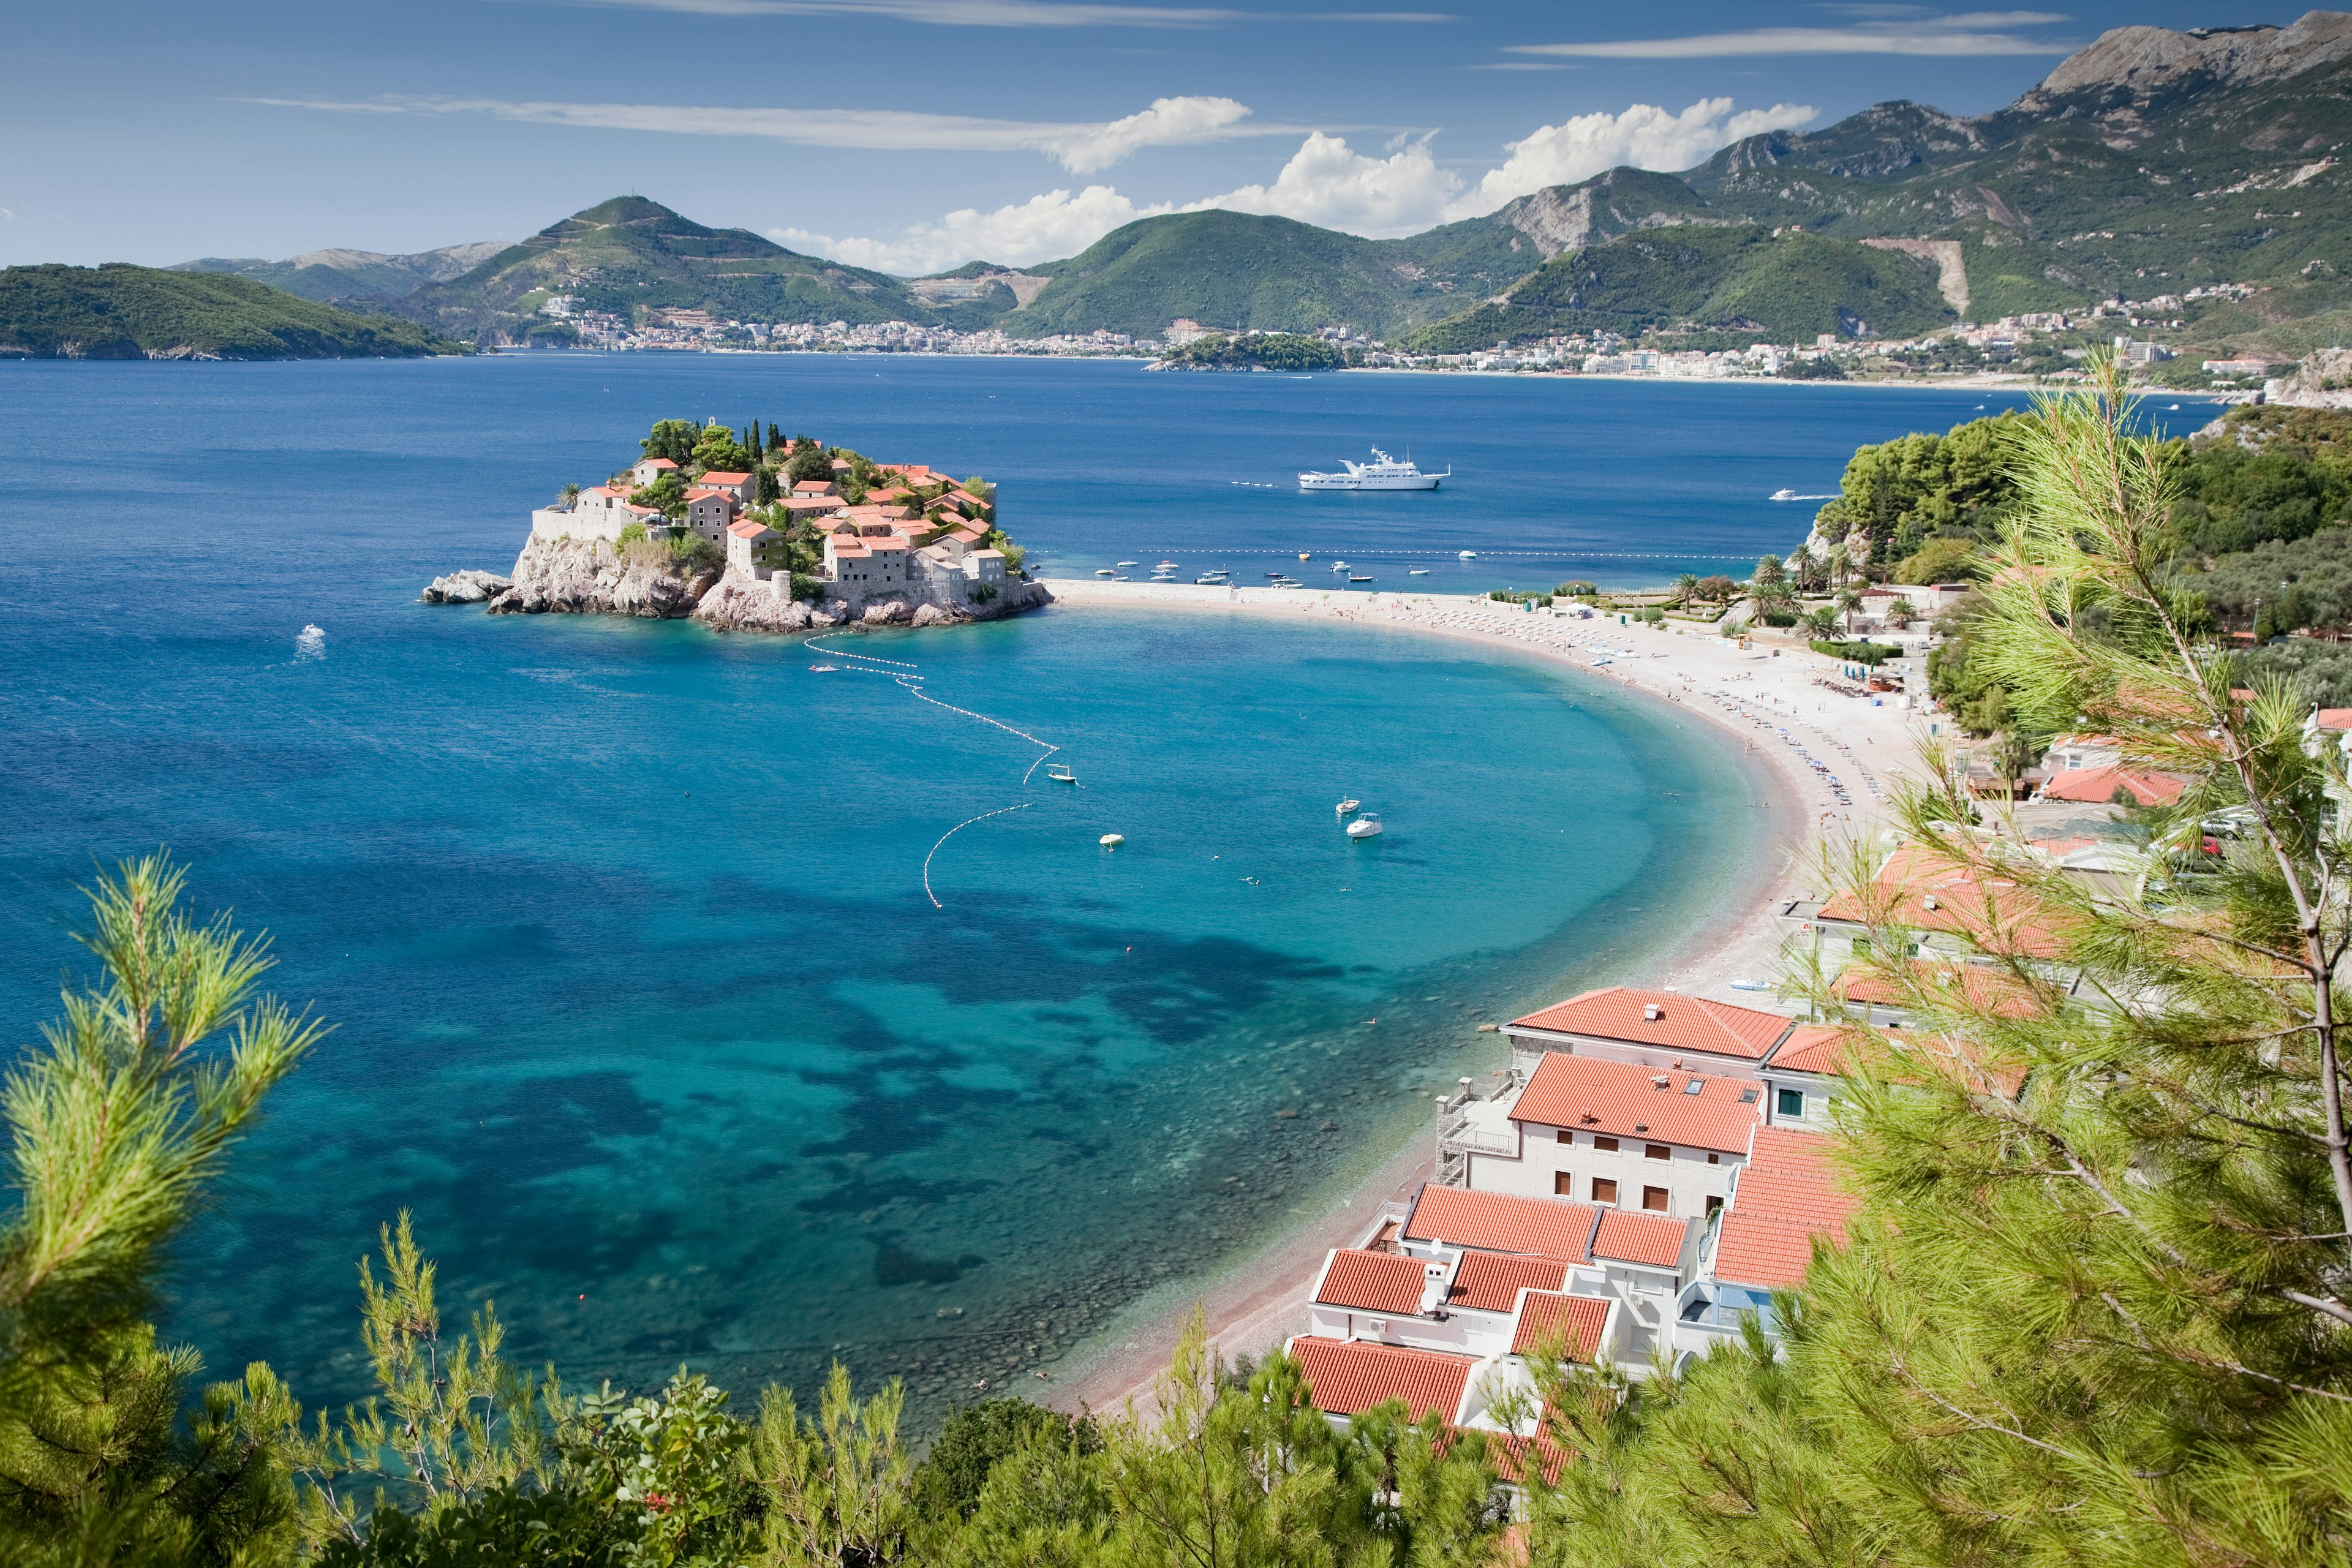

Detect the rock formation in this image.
[425,538,1054,633]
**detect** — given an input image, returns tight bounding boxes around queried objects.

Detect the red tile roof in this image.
[1482,1431,1572,1487]
[1508,987,1792,1061]
[1590,1208,1690,1269]
[1510,1291,1611,1359]
[638,458,678,469]
[1289,1336,1474,1422]
[1769,1023,2025,1098]
[1711,1213,1826,1289]
[1447,1253,1568,1313]
[1834,962,2048,1019]
[701,470,753,485]
[1711,1127,1856,1289]
[2318,707,2352,731]
[1767,1025,1850,1075]
[792,480,838,495]
[726,519,774,540]
[1403,1185,1598,1261]
[831,539,872,559]
[1815,843,2068,959]
[2038,765,2184,806]
[1509,1052,1764,1154]
[1314,1250,1426,1314]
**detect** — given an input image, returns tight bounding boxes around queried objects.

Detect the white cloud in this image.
[786,95,1825,273]
[1186,132,1463,238]
[1441,99,1817,219]
[241,94,1284,173]
[1507,12,2072,58]
[775,186,1173,273]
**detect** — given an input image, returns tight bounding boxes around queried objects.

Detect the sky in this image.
[0,1,2296,276]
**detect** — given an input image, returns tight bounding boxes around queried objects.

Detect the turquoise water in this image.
[0,355,2076,1415]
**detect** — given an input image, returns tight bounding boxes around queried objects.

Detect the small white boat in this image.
[1156,559,1178,569]
[1117,560,1139,567]
[1458,551,1477,560]
[1349,574,1373,582]
[1345,812,1383,839]
[1095,568,1117,577]
[1330,562,1348,572]
[1408,568,1430,575]
[1048,763,1076,783]
[1336,798,1360,815]
[1770,488,1800,501]
[1099,833,1124,848]
[809,663,838,671]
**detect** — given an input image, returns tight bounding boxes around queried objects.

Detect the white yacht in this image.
[1771,488,1801,501]
[1346,811,1383,839]
[1298,448,1449,491]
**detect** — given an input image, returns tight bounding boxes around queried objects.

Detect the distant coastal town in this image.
[527,282,2286,393]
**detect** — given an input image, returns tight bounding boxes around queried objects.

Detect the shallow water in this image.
[0,355,2060,1416]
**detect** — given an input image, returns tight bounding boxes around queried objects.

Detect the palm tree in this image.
[1836,587,1864,634]
[1673,572,1700,608]
[1804,605,1841,638]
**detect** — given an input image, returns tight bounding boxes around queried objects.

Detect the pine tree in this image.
[0,855,323,1564]
[1523,357,2352,1566]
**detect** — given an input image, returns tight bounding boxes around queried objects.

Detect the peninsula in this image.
[423,417,1050,630]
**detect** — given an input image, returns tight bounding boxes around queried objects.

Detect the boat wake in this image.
[295,624,326,662]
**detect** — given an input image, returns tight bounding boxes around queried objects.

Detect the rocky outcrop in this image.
[480,535,719,619]
[421,568,513,604]
[2264,349,2352,410]
[693,574,1054,633]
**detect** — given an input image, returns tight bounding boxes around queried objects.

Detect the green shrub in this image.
[790,573,826,603]
[1811,638,1901,665]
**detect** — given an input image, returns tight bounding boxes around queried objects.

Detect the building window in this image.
[1777,1088,1806,1118]
[1555,1172,1575,1197]
[1555,1129,1572,1144]
[1593,1136,1618,1153]
[1642,1185,1669,1212]
[1706,1194,1723,1218]
[1591,1177,1618,1205]
[1645,1143,1670,1161]
[1706,1152,1720,1165]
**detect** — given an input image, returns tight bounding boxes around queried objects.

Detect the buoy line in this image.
[922,803,1033,909]
[805,635,921,669]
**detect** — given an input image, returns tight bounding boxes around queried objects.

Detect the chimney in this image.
[1923,893,1939,910]
[1643,1003,1664,1022]
[1418,1245,1461,1316]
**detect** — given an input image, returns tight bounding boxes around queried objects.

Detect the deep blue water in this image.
[0,355,2180,1417]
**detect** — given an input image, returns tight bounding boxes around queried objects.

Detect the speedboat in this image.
[1330,561,1348,571]
[1156,560,1179,569]
[1195,575,1226,584]
[1458,550,1477,560]
[1336,798,1360,815]
[1408,568,1430,575]
[1770,488,1800,501]
[1099,833,1124,848]
[1117,560,1139,567]
[1346,811,1383,839]
[1095,568,1117,578]
[1048,763,1076,783]
[1349,574,1373,582]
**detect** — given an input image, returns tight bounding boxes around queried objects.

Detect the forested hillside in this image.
[0,264,459,360]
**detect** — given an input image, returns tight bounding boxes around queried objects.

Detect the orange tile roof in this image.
[1447,1253,1568,1313]
[2319,707,2352,731]
[1314,1250,1425,1314]
[831,539,872,559]
[1482,1431,1572,1487]
[2038,765,2185,806]
[1508,987,1792,1061]
[1510,1291,1611,1359]
[1711,1212,1826,1289]
[1815,843,2068,959]
[1403,1185,1599,1261]
[1833,962,2047,1019]
[1769,1022,2026,1097]
[792,480,837,495]
[1289,1336,1474,1422]
[639,458,678,469]
[684,486,730,501]
[1509,1052,1764,1154]
[701,470,753,484]
[1591,1208,1690,1269]
[1766,1024,1850,1075]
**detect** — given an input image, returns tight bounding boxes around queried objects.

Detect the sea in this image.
[0,354,2204,1420]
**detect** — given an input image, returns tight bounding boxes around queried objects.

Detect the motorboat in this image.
[1349,574,1373,582]
[1156,560,1179,569]
[1458,551,1477,560]
[1330,561,1348,571]
[1195,575,1226,584]
[1770,488,1801,501]
[1408,568,1430,575]
[1099,833,1124,848]
[1095,568,1117,577]
[1345,812,1383,839]
[1336,798,1360,815]
[1048,763,1076,783]
[1117,560,1139,567]
[1298,552,1310,561]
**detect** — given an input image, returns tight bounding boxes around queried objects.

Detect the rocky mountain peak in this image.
[2029,10,2352,101]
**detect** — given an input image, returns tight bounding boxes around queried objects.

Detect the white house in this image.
[631,457,680,488]
[1500,987,1793,1079]
[533,485,663,542]
[726,519,782,580]
[699,469,755,505]
[1455,1050,1763,1221]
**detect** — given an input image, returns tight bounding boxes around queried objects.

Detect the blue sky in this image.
[0,1,2284,274]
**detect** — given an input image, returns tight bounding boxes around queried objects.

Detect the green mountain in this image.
[1401,225,1958,353]
[0,265,460,360]
[396,197,937,342]
[172,242,508,304]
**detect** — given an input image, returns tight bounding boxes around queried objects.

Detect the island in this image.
[423,418,1050,631]
[0,263,462,360]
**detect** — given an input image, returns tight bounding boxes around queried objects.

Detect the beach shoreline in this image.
[1039,580,1917,1417]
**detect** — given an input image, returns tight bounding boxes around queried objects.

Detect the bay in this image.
[0,355,2158,1417]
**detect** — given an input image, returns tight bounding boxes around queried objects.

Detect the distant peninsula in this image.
[425,417,1049,632]
[0,264,462,360]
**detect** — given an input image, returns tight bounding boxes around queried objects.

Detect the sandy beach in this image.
[1038,579,1936,1415]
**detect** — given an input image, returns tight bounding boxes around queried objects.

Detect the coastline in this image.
[1041,581,1916,1416]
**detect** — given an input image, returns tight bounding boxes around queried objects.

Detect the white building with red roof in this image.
[630,456,680,488]
[1501,987,1793,1078]
[1448,1050,1763,1221]
[726,518,781,580]
[698,470,755,505]
[1673,1125,1859,1358]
